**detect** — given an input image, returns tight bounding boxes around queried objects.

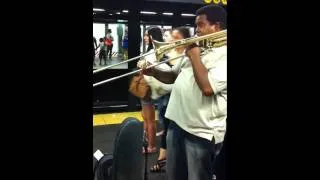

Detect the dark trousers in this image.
[166,121,221,180]
[157,94,170,149]
[106,44,113,58]
[99,50,107,64]
[160,117,170,149]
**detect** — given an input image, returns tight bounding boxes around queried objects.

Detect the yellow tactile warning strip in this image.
[93,111,159,126]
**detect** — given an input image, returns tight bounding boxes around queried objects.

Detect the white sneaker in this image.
[212,174,216,180]
[156,130,164,136]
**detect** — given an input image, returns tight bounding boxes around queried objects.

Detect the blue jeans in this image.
[166,120,221,180]
[156,94,170,125]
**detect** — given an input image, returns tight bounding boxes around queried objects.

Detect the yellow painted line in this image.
[93,111,159,126]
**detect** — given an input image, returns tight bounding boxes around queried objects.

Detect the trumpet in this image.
[93,30,227,87]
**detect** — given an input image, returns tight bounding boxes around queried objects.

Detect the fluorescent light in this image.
[162,12,173,16]
[181,13,196,17]
[109,14,113,16]
[122,10,129,13]
[116,12,121,14]
[141,11,157,14]
[93,8,105,12]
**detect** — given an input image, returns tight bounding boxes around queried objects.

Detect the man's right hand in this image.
[141,63,155,76]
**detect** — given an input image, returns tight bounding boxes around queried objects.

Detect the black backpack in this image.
[93,153,113,180]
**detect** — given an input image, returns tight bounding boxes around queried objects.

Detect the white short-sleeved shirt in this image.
[165,45,227,144]
[138,49,182,100]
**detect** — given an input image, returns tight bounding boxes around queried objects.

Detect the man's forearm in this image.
[188,48,214,96]
[153,68,177,84]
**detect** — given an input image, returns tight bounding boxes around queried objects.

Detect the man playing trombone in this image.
[142,4,227,180]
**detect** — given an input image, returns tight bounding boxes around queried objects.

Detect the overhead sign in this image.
[145,0,204,4]
[204,0,227,5]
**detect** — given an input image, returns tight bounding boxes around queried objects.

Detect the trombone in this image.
[93,30,227,87]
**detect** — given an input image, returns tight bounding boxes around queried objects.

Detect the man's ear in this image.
[210,25,216,32]
[214,22,221,31]
[211,22,221,32]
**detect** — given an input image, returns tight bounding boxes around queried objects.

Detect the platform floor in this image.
[93,111,160,126]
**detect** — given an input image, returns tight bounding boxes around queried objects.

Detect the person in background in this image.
[122,30,128,60]
[93,36,97,65]
[150,26,191,173]
[117,24,124,55]
[137,26,165,154]
[105,29,114,60]
[97,38,107,66]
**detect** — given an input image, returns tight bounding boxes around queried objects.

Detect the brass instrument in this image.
[93,30,227,87]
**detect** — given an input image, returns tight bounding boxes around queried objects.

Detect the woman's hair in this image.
[146,26,164,52]
[99,38,104,42]
[174,26,191,39]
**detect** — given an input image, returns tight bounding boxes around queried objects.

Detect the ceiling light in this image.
[122,10,129,13]
[93,8,105,12]
[181,13,196,17]
[162,12,173,16]
[141,11,157,14]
